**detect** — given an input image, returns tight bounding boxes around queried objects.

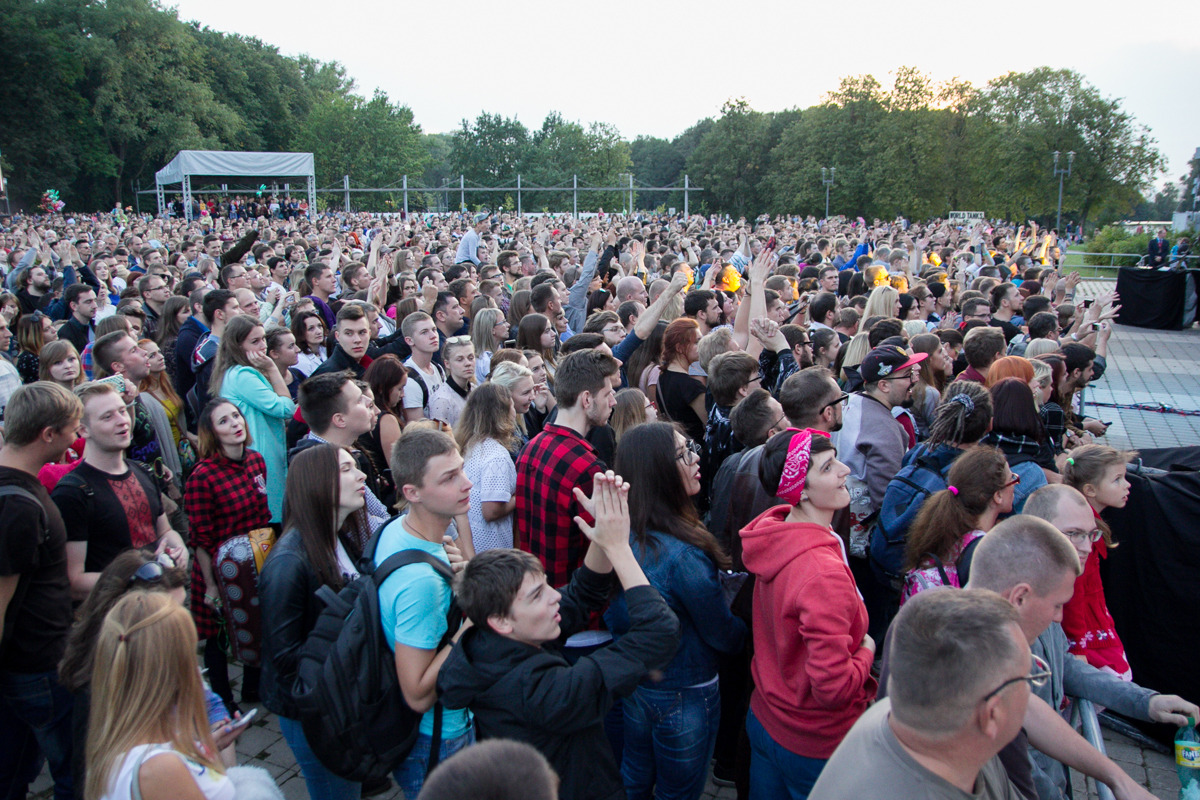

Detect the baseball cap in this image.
[860,345,928,384]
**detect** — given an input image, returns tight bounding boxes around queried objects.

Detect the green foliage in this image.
[1082,226,1150,266]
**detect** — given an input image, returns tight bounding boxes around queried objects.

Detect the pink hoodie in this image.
[740,505,876,759]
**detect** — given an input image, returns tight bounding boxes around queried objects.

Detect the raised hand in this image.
[572,471,630,553]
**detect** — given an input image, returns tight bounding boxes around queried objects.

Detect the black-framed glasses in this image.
[981,653,1051,703]
[1062,527,1103,543]
[676,439,701,462]
[822,392,851,412]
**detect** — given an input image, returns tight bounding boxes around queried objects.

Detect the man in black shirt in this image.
[58,284,98,355]
[53,382,187,601]
[0,383,83,800]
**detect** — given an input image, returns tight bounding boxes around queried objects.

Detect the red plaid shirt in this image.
[515,423,603,588]
[184,449,271,638]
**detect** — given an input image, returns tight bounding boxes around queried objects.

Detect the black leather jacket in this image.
[258,530,356,719]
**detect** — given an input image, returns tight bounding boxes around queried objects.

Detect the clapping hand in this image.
[572,471,630,553]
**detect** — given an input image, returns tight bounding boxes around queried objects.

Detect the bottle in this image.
[1178,716,1200,800]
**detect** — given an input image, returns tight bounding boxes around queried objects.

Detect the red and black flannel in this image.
[515,424,603,589]
[184,450,271,639]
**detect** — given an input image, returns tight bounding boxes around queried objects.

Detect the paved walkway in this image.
[34,280,1197,799]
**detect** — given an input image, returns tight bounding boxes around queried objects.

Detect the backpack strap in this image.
[0,485,48,532]
[406,367,429,410]
[923,552,953,587]
[54,470,95,520]
[956,535,984,586]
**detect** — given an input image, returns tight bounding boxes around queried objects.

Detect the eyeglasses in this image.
[981,653,1051,702]
[821,392,851,412]
[1062,527,1103,543]
[676,439,701,462]
[1002,474,1021,488]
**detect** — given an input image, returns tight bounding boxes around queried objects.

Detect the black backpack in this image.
[291,520,461,782]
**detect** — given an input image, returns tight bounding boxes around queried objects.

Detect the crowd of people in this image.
[0,206,1195,800]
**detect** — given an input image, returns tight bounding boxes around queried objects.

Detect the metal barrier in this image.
[1063,252,1200,269]
[1069,697,1117,800]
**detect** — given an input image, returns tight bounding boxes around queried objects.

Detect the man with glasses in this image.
[812,589,1031,799]
[1022,486,1199,799]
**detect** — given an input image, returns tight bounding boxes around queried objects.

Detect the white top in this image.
[463,438,516,553]
[295,347,326,377]
[102,743,234,800]
[402,357,445,416]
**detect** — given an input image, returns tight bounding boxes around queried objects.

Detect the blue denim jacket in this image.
[605,529,747,689]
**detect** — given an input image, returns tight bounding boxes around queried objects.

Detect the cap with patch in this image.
[860,344,928,384]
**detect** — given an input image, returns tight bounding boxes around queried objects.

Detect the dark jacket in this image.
[258,530,358,719]
[438,566,680,800]
[310,344,370,379]
[58,316,93,355]
[174,316,208,399]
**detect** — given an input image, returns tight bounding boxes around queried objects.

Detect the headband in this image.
[777,428,831,505]
[948,393,975,414]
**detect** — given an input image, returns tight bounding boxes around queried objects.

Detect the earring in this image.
[800,494,809,503]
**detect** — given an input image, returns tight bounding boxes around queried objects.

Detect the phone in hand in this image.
[1082,299,1094,308]
[228,708,258,730]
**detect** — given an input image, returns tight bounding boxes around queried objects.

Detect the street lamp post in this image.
[1053,150,1075,233]
[821,167,836,221]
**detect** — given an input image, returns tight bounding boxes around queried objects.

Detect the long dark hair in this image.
[614,422,730,569]
[154,295,190,345]
[989,377,1043,441]
[282,444,363,590]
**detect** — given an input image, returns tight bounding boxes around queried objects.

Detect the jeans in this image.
[621,681,721,800]
[746,708,826,800]
[392,726,475,799]
[278,716,361,800]
[0,669,76,800]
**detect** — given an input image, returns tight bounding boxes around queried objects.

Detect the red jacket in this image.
[740,506,877,758]
[1061,513,1130,676]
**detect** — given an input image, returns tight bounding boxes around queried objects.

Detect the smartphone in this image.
[229,708,258,730]
[95,374,126,394]
[503,338,516,350]
[1082,299,1094,308]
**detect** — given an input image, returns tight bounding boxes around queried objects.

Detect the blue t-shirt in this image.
[375,515,471,739]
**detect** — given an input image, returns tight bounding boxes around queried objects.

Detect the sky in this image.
[169,0,1199,196]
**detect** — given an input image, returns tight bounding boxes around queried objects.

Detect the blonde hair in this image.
[85,593,222,800]
[859,285,899,331]
[470,307,507,356]
[1030,360,1052,408]
[839,331,872,381]
[38,340,85,387]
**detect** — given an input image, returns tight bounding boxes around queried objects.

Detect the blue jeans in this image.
[392,726,475,799]
[746,707,826,800]
[621,681,721,800]
[279,716,361,800]
[0,669,76,800]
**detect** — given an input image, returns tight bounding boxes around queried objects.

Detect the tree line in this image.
[0,0,1177,228]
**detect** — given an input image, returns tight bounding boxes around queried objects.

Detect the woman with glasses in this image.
[739,428,876,798]
[59,551,245,782]
[609,388,657,442]
[84,593,236,800]
[185,399,271,714]
[260,444,367,800]
[901,447,1015,603]
[605,422,746,800]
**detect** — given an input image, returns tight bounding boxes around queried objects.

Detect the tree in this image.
[971,68,1165,229]
[686,99,778,216]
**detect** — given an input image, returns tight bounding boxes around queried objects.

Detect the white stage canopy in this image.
[154,150,316,220]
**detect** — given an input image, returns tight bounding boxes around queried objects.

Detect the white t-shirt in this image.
[103,743,234,800]
[402,357,445,417]
[464,438,516,553]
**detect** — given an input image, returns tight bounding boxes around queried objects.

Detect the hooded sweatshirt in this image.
[438,566,680,800]
[740,505,877,758]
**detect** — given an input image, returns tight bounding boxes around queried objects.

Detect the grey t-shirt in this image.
[810,699,1024,800]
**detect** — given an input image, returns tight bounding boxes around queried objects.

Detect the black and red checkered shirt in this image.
[184,449,271,639]
[515,423,603,588]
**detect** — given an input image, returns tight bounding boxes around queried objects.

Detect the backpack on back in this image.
[292,520,461,782]
[868,445,961,588]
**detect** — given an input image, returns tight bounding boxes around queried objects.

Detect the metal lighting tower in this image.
[1053,151,1075,233]
[821,168,836,220]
